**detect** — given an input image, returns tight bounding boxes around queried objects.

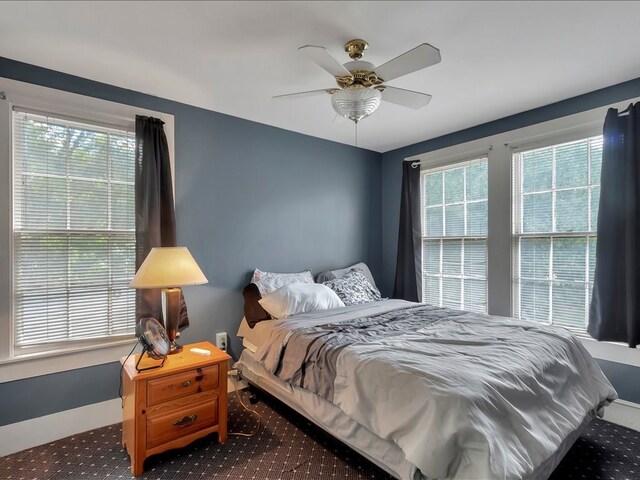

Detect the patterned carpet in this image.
[1,391,639,479]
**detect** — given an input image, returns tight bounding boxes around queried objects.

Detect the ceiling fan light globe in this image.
[331,86,381,122]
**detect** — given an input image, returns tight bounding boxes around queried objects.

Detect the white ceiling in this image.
[1,1,639,153]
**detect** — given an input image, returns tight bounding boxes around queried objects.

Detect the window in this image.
[12,109,136,354]
[409,98,637,365]
[421,158,488,313]
[513,135,603,332]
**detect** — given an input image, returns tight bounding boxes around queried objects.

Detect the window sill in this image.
[577,335,640,367]
[0,337,138,383]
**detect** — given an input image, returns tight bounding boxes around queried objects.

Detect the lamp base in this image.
[162,287,184,355]
[168,340,183,355]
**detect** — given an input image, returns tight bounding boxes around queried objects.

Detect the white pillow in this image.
[251,268,314,295]
[258,283,345,319]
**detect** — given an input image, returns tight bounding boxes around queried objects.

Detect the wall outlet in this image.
[215,332,228,352]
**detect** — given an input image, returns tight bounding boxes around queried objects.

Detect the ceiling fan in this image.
[274,39,441,123]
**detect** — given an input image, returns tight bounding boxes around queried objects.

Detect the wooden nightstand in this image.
[121,341,231,476]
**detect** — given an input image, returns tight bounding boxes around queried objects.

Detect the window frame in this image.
[405,96,640,369]
[0,77,175,381]
[420,157,489,313]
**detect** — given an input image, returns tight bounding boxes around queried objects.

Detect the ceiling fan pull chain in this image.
[355,121,358,148]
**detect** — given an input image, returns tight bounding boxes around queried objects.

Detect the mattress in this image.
[237,348,422,480]
[236,299,616,479]
[237,316,276,351]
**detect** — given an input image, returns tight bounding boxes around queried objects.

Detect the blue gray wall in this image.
[597,359,640,402]
[1,54,639,428]
[0,57,382,426]
[380,76,640,403]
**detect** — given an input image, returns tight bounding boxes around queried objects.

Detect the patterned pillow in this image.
[322,270,382,306]
[316,262,377,288]
[251,269,314,295]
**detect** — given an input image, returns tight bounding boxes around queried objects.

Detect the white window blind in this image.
[12,109,136,351]
[513,135,602,332]
[421,158,488,313]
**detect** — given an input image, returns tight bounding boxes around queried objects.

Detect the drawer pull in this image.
[173,415,197,428]
[182,380,192,388]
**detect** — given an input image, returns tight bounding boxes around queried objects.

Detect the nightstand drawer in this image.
[146,398,219,449]
[147,365,219,406]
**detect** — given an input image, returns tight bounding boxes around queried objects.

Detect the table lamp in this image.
[131,247,208,354]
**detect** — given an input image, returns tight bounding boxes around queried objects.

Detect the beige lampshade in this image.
[130,247,208,288]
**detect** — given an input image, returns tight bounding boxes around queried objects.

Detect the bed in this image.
[235,277,617,480]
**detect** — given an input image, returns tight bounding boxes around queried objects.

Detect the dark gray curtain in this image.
[393,161,422,302]
[135,116,189,329]
[588,103,640,347]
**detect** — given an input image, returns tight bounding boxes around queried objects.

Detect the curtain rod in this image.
[617,102,638,116]
[407,145,494,168]
[405,106,633,162]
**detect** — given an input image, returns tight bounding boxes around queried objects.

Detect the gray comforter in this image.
[276,303,468,400]
[254,300,617,479]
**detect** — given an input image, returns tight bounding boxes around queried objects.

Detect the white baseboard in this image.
[1,385,637,458]
[603,399,640,432]
[0,397,122,457]
[0,378,245,457]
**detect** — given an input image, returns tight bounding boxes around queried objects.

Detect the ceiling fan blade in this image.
[299,45,354,79]
[374,43,441,82]
[381,86,432,109]
[273,88,334,100]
